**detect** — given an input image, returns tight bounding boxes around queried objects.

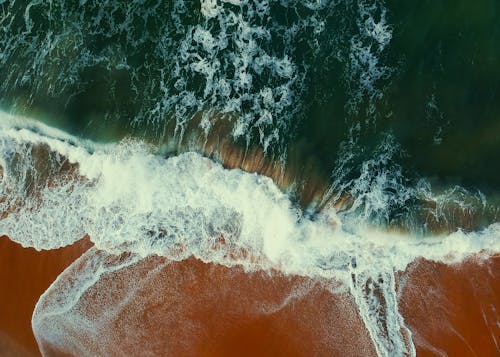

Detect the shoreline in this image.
[0,232,498,356]
[0,236,92,355]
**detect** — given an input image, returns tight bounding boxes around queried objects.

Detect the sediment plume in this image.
[158,112,339,214]
[158,112,499,234]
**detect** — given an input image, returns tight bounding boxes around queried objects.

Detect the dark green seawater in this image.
[1,0,499,229]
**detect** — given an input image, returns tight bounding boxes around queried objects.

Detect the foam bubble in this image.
[32,250,377,356]
[0,0,349,156]
[2,113,499,355]
[344,0,393,120]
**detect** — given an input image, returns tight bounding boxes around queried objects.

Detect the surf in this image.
[0,0,499,355]
[1,111,498,356]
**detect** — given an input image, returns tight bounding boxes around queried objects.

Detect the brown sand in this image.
[0,236,91,356]
[34,250,378,357]
[399,254,500,357]
[1,233,498,356]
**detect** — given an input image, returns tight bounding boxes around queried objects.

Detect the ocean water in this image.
[0,1,499,356]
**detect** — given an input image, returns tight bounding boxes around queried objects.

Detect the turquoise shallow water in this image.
[0,0,499,223]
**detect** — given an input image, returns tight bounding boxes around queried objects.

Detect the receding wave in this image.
[1,111,498,356]
[0,0,499,355]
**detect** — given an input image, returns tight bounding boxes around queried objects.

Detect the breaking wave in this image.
[1,112,498,356]
[1,1,499,356]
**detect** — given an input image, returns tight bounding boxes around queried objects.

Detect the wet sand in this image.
[0,236,91,356]
[33,250,378,357]
[0,234,498,356]
[399,254,500,357]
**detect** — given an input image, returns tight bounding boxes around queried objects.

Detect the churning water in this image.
[0,1,499,356]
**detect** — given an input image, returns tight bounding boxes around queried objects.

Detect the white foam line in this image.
[1,112,498,356]
[32,248,141,355]
[349,270,416,357]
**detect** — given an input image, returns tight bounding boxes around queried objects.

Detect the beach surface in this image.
[1,234,498,356]
[0,237,91,355]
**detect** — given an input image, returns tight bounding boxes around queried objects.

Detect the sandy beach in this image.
[1,233,497,356]
[0,236,91,356]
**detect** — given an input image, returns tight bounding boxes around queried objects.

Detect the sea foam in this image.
[1,111,499,356]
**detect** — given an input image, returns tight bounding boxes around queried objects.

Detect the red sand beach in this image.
[0,235,498,356]
[399,254,500,356]
[0,236,91,356]
[33,250,377,357]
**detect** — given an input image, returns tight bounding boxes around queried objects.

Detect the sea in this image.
[0,1,499,356]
